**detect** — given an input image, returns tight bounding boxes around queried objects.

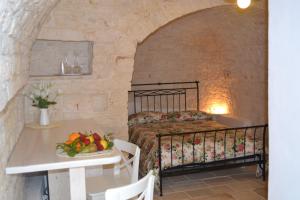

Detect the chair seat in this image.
[105,170,155,200]
[87,139,141,200]
[87,168,131,200]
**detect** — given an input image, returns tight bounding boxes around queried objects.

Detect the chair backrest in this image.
[114,139,140,183]
[105,170,155,200]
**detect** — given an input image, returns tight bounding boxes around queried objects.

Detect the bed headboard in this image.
[128,81,199,114]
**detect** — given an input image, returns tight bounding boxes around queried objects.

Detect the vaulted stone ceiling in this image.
[0,0,59,111]
[0,0,229,112]
[0,0,266,113]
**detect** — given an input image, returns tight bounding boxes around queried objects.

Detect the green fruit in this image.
[81,146,90,153]
[87,143,97,153]
[67,149,77,157]
[63,145,71,152]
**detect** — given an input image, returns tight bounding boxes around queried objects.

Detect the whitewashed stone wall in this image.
[0,1,59,199]
[27,0,228,137]
[0,93,25,200]
[133,5,267,124]
[0,0,59,112]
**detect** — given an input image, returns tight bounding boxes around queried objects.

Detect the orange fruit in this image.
[76,142,81,152]
[65,140,73,145]
[69,132,80,142]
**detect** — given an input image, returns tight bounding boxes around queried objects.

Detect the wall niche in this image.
[30,40,93,77]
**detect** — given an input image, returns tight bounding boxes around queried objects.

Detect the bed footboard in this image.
[156,124,268,196]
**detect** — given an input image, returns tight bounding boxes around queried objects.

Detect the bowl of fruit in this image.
[56,132,114,157]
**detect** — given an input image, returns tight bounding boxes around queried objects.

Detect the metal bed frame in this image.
[129,81,199,113]
[129,81,267,196]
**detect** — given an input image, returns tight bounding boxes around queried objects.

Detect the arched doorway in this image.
[131,5,268,124]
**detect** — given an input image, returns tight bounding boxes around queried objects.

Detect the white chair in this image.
[87,139,140,200]
[105,170,155,200]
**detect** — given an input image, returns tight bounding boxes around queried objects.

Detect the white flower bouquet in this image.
[26,81,61,109]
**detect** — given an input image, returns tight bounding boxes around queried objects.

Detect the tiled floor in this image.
[154,166,267,200]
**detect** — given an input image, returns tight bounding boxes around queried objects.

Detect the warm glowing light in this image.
[208,103,229,115]
[237,0,251,9]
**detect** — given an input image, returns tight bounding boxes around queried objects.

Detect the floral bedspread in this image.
[128,111,263,178]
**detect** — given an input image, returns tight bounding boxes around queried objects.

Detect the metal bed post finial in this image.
[157,134,163,196]
[195,80,199,111]
[262,125,267,181]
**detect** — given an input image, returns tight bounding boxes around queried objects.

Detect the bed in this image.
[128,81,267,196]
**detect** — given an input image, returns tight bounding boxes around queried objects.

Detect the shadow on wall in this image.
[130,5,268,124]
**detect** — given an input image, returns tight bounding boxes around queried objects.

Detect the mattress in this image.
[128,111,263,177]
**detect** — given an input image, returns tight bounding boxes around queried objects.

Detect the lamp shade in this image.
[237,0,251,9]
[208,103,229,115]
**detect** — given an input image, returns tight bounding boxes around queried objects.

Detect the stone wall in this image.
[0,0,266,199]
[0,92,25,200]
[1,1,231,198]
[27,0,228,138]
[0,0,59,112]
[0,1,59,199]
[133,5,267,124]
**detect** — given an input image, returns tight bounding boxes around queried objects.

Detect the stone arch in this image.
[23,0,229,137]
[132,4,268,124]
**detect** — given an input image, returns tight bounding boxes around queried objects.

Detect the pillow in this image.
[128,111,212,126]
[128,112,164,126]
[162,111,212,122]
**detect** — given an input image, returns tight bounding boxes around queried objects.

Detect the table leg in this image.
[49,169,70,200]
[69,167,86,200]
[114,163,120,175]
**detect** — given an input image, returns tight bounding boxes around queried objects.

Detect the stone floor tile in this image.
[186,172,216,180]
[231,173,259,181]
[161,185,175,194]
[231,191,265,200]
[209,185,234,194]
[251,179,267,186]
[154,167,267,200]
[169,181,209,192]
[254,187,268,199]
[212,168,245,176]
[169,179,203,186]
[242,165,257,171]
[195,193,236,200]
[203,176,235,186]
[154,192,190,200]
[185,188,215,198]
[164,175,189,183]
[227,180,263,192]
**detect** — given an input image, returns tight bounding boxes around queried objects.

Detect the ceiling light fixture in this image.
[237,0,251,9]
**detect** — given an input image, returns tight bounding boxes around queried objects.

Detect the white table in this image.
[6,119,121,200]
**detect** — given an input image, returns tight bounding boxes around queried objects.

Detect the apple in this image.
[83,138,90,145]
[93,133,101,141]
[79,133,86,142]
[95,140,104,151]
